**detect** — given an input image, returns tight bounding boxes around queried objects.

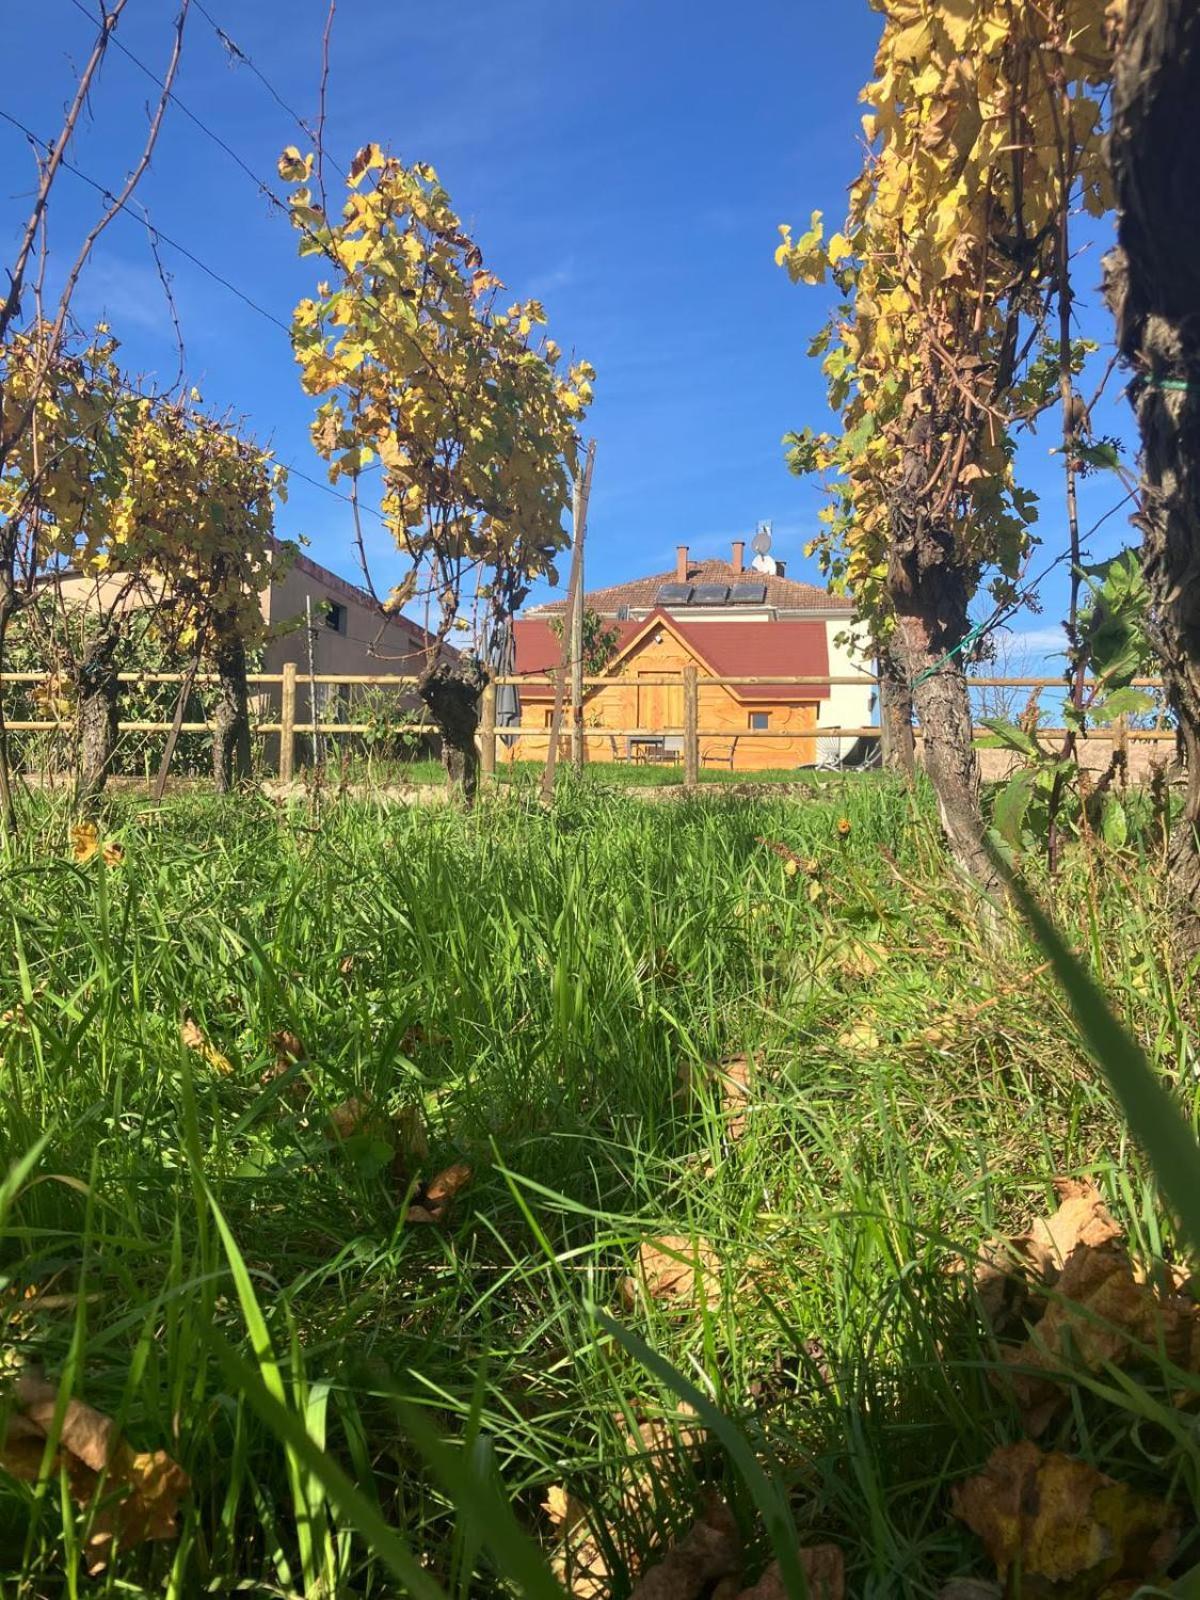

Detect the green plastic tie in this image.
[909,616,993,693]
[1145,376,1193,392]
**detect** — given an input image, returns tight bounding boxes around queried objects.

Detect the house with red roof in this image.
[511,539,874,772]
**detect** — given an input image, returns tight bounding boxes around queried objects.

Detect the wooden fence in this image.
[0,664,1175,787]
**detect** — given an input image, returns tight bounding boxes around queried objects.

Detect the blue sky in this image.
[5,0,1138,669]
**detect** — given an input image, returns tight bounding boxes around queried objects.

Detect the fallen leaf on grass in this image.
[70,822,99,862]
[731,1545,844,1600]
[969,1178,1122,1330]
[547,1405,708,1598]
[836,1021,880,1055]
[1021,1179,1123,1281]
[400,1021,451,1055]
[935,1581,1000,1600]
[2,1372,188,1574]
[179,1017,233,1076]
[271,1029,305,1063]
[405,1161,472,1225]
[546,1482,611,1600]
[259,1030,310,1101]
[1003,1241,1200,1434]
[951,1441,1176,1597]
[627,1495,740,1600]
[620,1237,722,1312]
[328,1094,381,1141]
[676,1056,753,1141]
[70,824,124,868]
[836,938,888,980]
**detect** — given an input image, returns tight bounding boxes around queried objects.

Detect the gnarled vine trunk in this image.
[1107,0,1200,962]
[0,595,18,830]
[75,630,121,811]
[419,657,487,803]
[877,636,916,778]
[212,632,252,794]
[889,499,1002,907]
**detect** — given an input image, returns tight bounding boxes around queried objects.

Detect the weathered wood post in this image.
[683,664,699,790]
[480,676,497,785]
[280,661,297,785]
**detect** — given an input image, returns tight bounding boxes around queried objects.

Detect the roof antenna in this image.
[750,521,777,576]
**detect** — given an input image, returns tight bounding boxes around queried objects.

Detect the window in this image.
[324,600,346,633]
[749,712,770,731]
[543,709,556,728]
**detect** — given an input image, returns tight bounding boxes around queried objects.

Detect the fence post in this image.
[280,662,297,784]
[480,677,497,785]
[683,665,699,790]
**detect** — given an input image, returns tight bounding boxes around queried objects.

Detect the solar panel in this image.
[654,583,693,606]
[730,582,767,604]
[691,584,731,606]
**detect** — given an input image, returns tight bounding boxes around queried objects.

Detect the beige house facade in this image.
[261,551,441,716]
[54,548,447,761]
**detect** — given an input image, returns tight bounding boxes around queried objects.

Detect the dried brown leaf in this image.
[627,1496,740,1600]
[17,1372,115,1472]
[951,1441,1176,1596]
[328,1094,381,1140]
[405,1160,472,1225]
[0,1411,52,1480]
[836,1021,880,1054]
[620,1237,722,1312]
[424,1161,472,1206]
[260,1030,311,1099]
[271,1029,306,1062]
[677,1056,754,1142]
[179,1017,233,1076]
[546,1405,710,1597]
[5,1374,188,1574]
[70,822,99,862]
[1025,1180,1123,1279]
[971,1178,1122,1329]
[1003,1242,1200,1433]
[734,1545,844,1600]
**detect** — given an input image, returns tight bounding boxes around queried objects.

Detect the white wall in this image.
[818,620,876,751]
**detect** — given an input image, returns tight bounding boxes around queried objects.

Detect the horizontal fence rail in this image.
[0,662,1177,788]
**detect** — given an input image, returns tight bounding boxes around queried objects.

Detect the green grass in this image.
[338,756,841,788]
[0,776,1196,1594]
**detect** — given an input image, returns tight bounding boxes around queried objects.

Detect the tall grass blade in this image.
[1006,869,1200,1252]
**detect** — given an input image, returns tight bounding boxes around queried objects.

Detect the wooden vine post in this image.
[479,677,497,785]
[683,664,699,789]
[279,661,297,784]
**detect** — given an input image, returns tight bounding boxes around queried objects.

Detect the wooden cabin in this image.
[507,541,868,773]
[509,607,830,772]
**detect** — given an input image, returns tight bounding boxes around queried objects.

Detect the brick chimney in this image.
[731,539,745,574]
[675,544,689,581]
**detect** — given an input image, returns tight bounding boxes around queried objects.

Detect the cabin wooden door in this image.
[636,670,683,732]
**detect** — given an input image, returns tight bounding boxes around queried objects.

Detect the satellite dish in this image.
[751,552,778,576]
[751,525,772,557]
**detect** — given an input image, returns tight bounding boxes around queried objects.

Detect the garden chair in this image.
[702,737,739,769]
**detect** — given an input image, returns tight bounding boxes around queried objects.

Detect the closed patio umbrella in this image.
[487,618,521,748]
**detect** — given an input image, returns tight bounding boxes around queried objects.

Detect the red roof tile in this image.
[513,610,829,702]
[529,558,851,616]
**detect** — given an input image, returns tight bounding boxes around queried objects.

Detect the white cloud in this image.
[525,258,577,298]
[74,253,177,338]
[1001,626,1069,657]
